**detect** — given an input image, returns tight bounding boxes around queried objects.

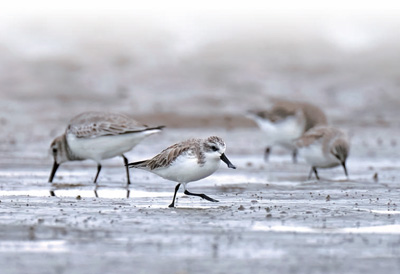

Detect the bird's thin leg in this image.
[94,185,99,198]
[308,167,314,179]
[342,162,349,179]
[122,154,131,185]
[292,149,298,164]
[184,189,219,203]
[264,147,271,162]
[313,167,320,180]
[169,183,181,208]
[48,161,60,183]
[94,164,102,184]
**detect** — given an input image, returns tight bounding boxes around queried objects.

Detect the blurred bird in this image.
[295,126,349,180]
[49,111,164,185]
[247,99,327,163]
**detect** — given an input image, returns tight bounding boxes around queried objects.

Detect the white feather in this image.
[152,152,221,184]
[67,129,160,163]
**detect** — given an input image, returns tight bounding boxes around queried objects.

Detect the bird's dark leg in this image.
[292,149,298,164]
[169,183,181,208]
[94,185,99,198]
[342,162,349,179]
[308,167,320,180]
[94,164,102,184]
[308,167,313,179]
[48,161,60,183]
[122,154,131,185]
[313,167,320,180]
[264,147,271,162]
[184,189,219,203]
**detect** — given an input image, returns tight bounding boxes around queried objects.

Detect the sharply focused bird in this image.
[128,136,236,207]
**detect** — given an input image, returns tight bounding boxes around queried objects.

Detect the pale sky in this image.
[0,0,398,56]
[1,0,399,19]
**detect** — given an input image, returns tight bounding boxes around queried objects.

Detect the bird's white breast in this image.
[152,153,221,183]
[299,142,340,168]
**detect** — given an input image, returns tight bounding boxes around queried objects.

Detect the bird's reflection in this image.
[49,186,131,198]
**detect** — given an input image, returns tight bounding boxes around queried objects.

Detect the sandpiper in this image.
[247,100,327,163]
[295,125,349,180]
[49,111,164,185]
[127,136,236,207]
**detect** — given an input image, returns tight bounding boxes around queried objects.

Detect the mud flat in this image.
[1,12,400,273]
[0,127,399,274]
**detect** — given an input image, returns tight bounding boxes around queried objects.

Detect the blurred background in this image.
[1,0,399,145]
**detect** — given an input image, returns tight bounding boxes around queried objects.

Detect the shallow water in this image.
[1,13,400,271]
[0,127,399,274]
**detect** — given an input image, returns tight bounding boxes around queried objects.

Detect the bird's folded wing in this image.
[295,132,324,147]
[67,112,150,138]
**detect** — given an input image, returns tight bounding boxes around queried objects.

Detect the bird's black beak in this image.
[49,161,60,183]
[342,162,348,178]
[220,153,236,169]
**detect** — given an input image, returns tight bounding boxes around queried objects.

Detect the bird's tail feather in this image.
[127,160,149,169]
[145,125,165,131]
[123,125,165,135]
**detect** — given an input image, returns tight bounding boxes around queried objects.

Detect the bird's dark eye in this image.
[211,145,218,151]
[52,147,58,154]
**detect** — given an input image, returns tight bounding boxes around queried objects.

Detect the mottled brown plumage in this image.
[131,137,226,170]
[127,136,236,208]
[67,111,157,138]
[146,139,200,170]
[296,126,347,156]
[250,100,327,129]
[247,99,328,163]
[295,126,350,179]
[49,111,164,185]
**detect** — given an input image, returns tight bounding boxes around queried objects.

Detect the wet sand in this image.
[1,16,400,273]
[0,127,399,274]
